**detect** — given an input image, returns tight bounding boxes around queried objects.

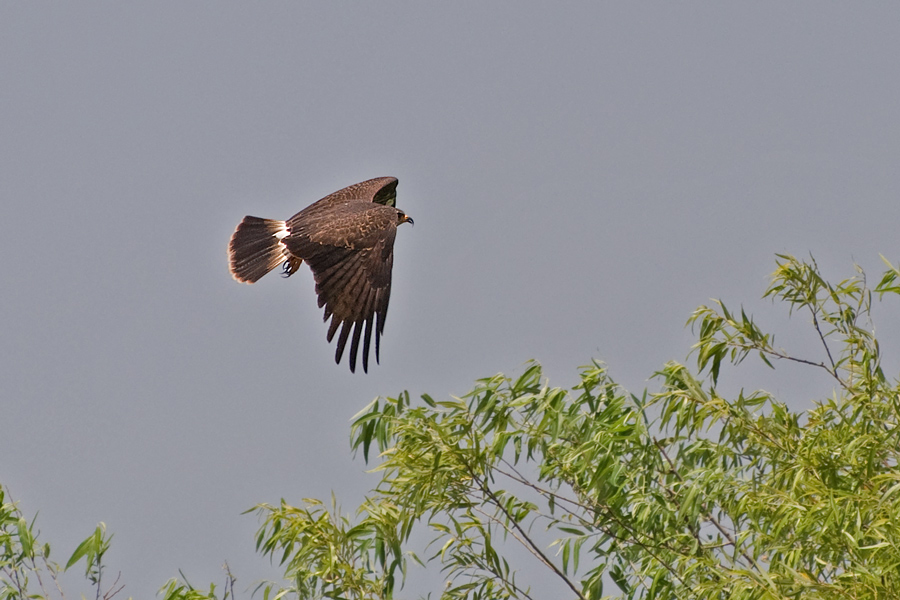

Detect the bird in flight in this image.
[228,176,413,373]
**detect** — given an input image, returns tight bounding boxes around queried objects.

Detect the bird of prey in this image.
[228,176,413,373]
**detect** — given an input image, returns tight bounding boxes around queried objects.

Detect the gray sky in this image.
[2,3,899,598]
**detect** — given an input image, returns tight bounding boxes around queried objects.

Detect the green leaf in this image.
[65,533,94,571]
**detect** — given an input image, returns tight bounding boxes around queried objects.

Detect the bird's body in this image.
[228,177,412,373]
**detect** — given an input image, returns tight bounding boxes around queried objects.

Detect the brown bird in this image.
[228,177,413,373]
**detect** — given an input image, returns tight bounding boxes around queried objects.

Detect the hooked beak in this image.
[403,215,414,226]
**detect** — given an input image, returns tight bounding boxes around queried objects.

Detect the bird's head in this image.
[397,210,414,226]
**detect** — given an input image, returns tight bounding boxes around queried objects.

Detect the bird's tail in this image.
[228,216,293,283]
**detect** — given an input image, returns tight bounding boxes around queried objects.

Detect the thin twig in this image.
[223,562,236,600]
[447,508,540,600]
[653,438,768,581]
[730,343,849,392]
[94,555,102,600]
[809,307,837,372]
[47,557,67,600]
[495,460,702,565]
[488,460,694,592]
[28,556,51,600]
[11,566,26,599]
[468,468,588,600]
[102,572,124,600]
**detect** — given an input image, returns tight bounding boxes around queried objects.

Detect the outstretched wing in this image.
[300,177,399,216]
[283,205,397,373]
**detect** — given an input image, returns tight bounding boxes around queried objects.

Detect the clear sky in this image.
[2,3,899,598]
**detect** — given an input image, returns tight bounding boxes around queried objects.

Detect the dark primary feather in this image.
[282,202,401,373]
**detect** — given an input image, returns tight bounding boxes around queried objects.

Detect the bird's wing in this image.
[284,209,397,373]
[304,177,399,214]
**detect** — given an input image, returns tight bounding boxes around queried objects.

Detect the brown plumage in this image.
[228,177,413,373]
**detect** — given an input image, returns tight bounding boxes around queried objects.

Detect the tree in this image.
[249,255,900,600]
[0,486,124,600]
[5,254,900,600]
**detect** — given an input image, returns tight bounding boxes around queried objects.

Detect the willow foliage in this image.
[251,255,900,600]
[6,255,900,600]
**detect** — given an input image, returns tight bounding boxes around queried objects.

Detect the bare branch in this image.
[809,306,837,373]
[467,467,588,600]
[729,343,850,392]
[102,572,124,600]
[449,507,540,600]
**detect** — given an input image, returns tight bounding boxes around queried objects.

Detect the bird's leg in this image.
[281,256,303,278]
